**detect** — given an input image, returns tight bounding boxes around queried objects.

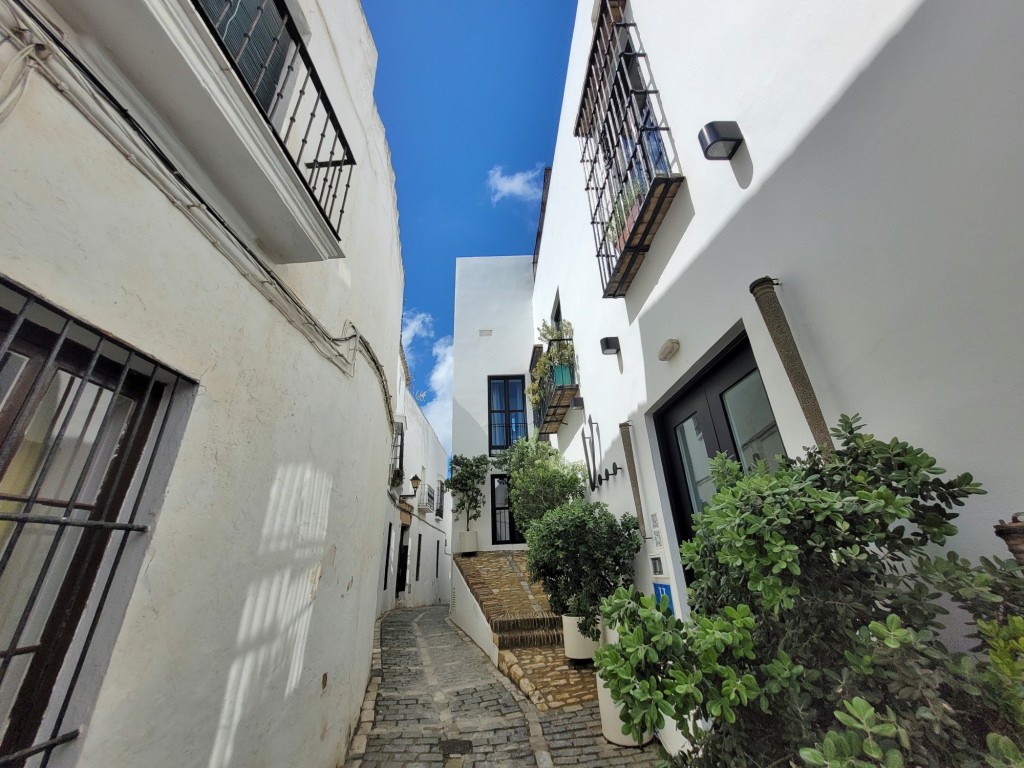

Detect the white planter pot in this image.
[561,615,599,660]
[596,672,654,746]
[457,530,478,554]
[657,714,691,757]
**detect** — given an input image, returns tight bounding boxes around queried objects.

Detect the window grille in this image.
[0,280,189,767]
[574,0,684,298]
[488,377,527,455]
[193,0,356,238]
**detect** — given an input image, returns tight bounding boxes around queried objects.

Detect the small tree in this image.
[493,437,586,534]
[448,454,490,532]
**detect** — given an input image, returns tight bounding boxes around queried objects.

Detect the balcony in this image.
[194,0,354,239]
[417,483,435,515]
[530,339,579,435]
[47,0,355,263]
[574,0,685,298]
[435,483,445,518]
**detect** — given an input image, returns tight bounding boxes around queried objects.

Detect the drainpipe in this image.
[749,277,833,451]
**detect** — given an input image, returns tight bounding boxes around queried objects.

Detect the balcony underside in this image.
[537,383,579,435]
[601,174,685,298]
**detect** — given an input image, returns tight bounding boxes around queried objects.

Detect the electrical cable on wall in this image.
[0,0,396,428]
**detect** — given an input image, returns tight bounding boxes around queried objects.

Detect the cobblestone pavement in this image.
[345,607,661,767]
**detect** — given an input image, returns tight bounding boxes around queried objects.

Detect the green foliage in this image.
[492,437,586,534]
[525,500,641,640]
[447,454,491,531]
[526,320,575,408]
[596,415,1024,767]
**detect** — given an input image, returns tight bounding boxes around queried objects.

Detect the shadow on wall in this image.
[206,464,332,768]
[625,182,696,324]
[451,400,489,458]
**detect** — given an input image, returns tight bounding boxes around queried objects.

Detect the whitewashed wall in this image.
[377,374,452,615]
[0,0,403,766]
[531,0,1024,627]
[451,256,535,551]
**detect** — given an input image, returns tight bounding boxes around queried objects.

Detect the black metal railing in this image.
[435,483,444,517]
[531,339,577,432]
[194,0,355,238]
[574,0,683,297]
[489,417,528,454]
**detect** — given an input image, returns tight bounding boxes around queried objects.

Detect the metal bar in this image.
[0,730,79,767]
[0,294,33,364]
[0,348,133,688]
[283,67,311,144]
[0,493,95,511]
[268,43,301,122]
[252,11,289,93]
[0,644,40,660]
[212,0,234,28]
[47,376,182,757]
[0,513,148,533]
[232,0,268,62]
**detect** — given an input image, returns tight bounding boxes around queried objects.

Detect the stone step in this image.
[494,627,564,650]
[490,613,562,634]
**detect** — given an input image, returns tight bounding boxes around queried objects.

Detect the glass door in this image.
[656,338,785,543]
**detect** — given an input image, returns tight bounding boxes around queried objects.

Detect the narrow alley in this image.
[345,608,661,767]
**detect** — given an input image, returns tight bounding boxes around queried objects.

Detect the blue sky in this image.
[361,1,576,452]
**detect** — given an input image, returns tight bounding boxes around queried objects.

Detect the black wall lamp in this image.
[698,121,744,160]
[400,474,421,500]
[600,336,620,355]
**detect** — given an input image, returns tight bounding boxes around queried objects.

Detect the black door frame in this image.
[490,474,524,545]
[654,336,772,544]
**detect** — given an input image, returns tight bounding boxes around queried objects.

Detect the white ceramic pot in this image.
[596,672,654,746]
[457,530,478,554]
[657,714,691,757]
[561,615,599,660]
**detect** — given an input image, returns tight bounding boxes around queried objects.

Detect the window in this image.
[488,376,527,455]
[435,540,439,579]
[389,424,404,488]
[655,338,786,543]
[0,281,188,765]
[491,475,524,545]
[414,533,422,582]
[382,522,392,591]
[574,0,684,298]
[435,480,444,517]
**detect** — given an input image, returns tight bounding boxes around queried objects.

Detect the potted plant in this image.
[527,320,576,410]
[525,500,641,659]
[389,466,403,493]
[996,513,1024,564]
[448,453,490,554]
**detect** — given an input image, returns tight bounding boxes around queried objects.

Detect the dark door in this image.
[491,475,524,545]
[395,524,410,596]
[656,338,786,543]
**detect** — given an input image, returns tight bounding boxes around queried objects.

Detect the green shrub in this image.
[596,415,1024,766]
[493,437,586,534]
[525,500,641,640]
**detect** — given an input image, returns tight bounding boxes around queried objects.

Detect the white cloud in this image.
[422,336,453,456]
[486,164,544,204]
[401,310,434,367]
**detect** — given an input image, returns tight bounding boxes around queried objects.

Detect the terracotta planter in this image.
[596,671,654,746]
[562,615,599,660]
[995,513,1024,564]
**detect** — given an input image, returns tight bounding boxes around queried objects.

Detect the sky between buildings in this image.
[361,1,576,454]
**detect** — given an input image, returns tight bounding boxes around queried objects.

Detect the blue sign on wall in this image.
[652,581,674,614]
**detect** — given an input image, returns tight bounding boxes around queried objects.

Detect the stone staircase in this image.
[452,551,562,650]
[453,551,598,711]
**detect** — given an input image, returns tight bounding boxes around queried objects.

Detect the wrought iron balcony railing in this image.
[531,339,579,435]
[417,483,435,514]
[574,0,684,298]
[194,0,355,238]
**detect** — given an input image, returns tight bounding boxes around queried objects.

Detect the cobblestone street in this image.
[345,607,661,767]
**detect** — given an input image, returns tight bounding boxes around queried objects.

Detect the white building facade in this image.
[452,0,1024,642]
[0,1,404,766]
[377,356,452,616]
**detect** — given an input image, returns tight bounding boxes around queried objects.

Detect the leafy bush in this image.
[595,415,1024,766]
[525,500,641,640]
[492,437,586,534]
[448,454,491,531]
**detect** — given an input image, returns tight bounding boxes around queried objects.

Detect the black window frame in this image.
[487,375,527,456]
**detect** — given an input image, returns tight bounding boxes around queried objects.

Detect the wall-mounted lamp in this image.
[570,396,585,410]
[698,121,744,160]
[400,474,421,500]
[600,336,620,355]
[657,339,680,361]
